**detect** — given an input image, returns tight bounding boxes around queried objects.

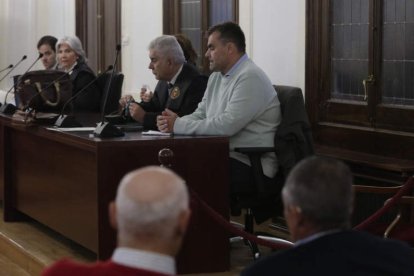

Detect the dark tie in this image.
[165,83,174,108]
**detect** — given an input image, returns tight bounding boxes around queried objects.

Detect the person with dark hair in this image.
[56,35,101,111]
[157,22,281,204]
[119,35,207,130]
[241,156,414,276]
[174,33,198,66]
[37,35,58,70]
[42,166,191,276]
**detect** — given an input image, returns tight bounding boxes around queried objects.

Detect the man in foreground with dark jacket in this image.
[242,156,414,276]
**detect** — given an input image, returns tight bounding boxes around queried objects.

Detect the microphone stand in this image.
[54,65,114,128]
[0,64,13,75]
[94,45,124,138]
[0,54,41,114]
[0,55,27,83]
[0,64,12,107]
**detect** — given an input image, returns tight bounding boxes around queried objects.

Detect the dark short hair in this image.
[175,33,198,66]
[37,35,58,52]
[207,21,246,53]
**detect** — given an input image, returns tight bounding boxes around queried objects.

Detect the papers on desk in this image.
[47,127,96,132]
[142,130,172,136]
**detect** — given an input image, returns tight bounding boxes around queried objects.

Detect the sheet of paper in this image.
[46,127,96,132]
[142,130,172,136]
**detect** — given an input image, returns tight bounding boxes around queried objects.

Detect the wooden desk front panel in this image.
[7,127,98,251]
[2,121,230,274]
[95,137,230,273]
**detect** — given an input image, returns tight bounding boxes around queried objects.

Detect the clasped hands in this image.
[119,95,145,122]
[157,109,178,133]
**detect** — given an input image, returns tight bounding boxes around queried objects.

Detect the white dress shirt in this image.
[112,247,175,275]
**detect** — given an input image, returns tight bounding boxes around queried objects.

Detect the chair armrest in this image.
[234,147,275,197]
[234,147,275,154]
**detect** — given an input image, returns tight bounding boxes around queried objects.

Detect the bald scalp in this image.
[122,166,183,203]
[115,166,189,239]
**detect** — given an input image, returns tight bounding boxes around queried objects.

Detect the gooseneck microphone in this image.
[99,44,121,123]
[94,44,124,138]
[0,64,13,75]
[54,65,114,128]
[0,64,14,108]
[0,54,43,114]
[0,55,27,83]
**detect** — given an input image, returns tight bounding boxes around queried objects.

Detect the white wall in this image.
[240,0,306,92]
[0,0,306,96]
[0,0,75,91]
[120,0,306,97]
[121,0,163,98]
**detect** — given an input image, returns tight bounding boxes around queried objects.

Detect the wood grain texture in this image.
[0,114,230,274]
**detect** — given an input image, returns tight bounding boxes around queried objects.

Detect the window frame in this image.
[306,0,414,159]
[75,0,122,73]
[163,0,238,74]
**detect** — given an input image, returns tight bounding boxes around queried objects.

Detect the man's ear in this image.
[226,42,236,54]
[286,204,304,229]
[177,209,191,236]
[108,201,118,230]
[291,205,303,221]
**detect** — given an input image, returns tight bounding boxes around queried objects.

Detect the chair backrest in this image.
[98,71,124,114]
[233,86,314,224]
[273,85,314,181]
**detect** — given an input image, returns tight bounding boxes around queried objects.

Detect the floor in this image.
[0,206,291,276]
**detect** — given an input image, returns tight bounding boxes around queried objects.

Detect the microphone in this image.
[0,64,13,108]
[94,44,124,138]
[0,55,27,83]
[22,69,73,111]
[0,54,42,114]
[54,65,114,128]
[0,64,13,75]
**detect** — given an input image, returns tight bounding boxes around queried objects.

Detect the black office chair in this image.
[231,85,314,259]
[98,71,124,115]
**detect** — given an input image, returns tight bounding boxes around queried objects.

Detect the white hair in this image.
[56,35,87,63]
[115,168,189,240]
[148,35,186,65]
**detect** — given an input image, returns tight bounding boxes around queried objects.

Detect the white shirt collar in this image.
[65,61,78,74]
[169,64,183,86]
[112,247,175,275]
[223,53,248,77]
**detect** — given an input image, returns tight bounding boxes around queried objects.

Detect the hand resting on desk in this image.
[157,109,178,133]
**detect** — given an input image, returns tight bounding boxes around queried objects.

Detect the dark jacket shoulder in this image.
[69,61,101,112]
[242,230,414,276]
[140,63,207,130]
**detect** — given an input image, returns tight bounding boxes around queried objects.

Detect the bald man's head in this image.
[121,166,185,205]
[113,166,189,243]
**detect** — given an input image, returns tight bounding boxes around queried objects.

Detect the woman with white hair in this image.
[56,35,101,111]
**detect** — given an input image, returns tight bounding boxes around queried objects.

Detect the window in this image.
[163,0,238,73]
[307,0,414,159]
[75,0,121,73]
